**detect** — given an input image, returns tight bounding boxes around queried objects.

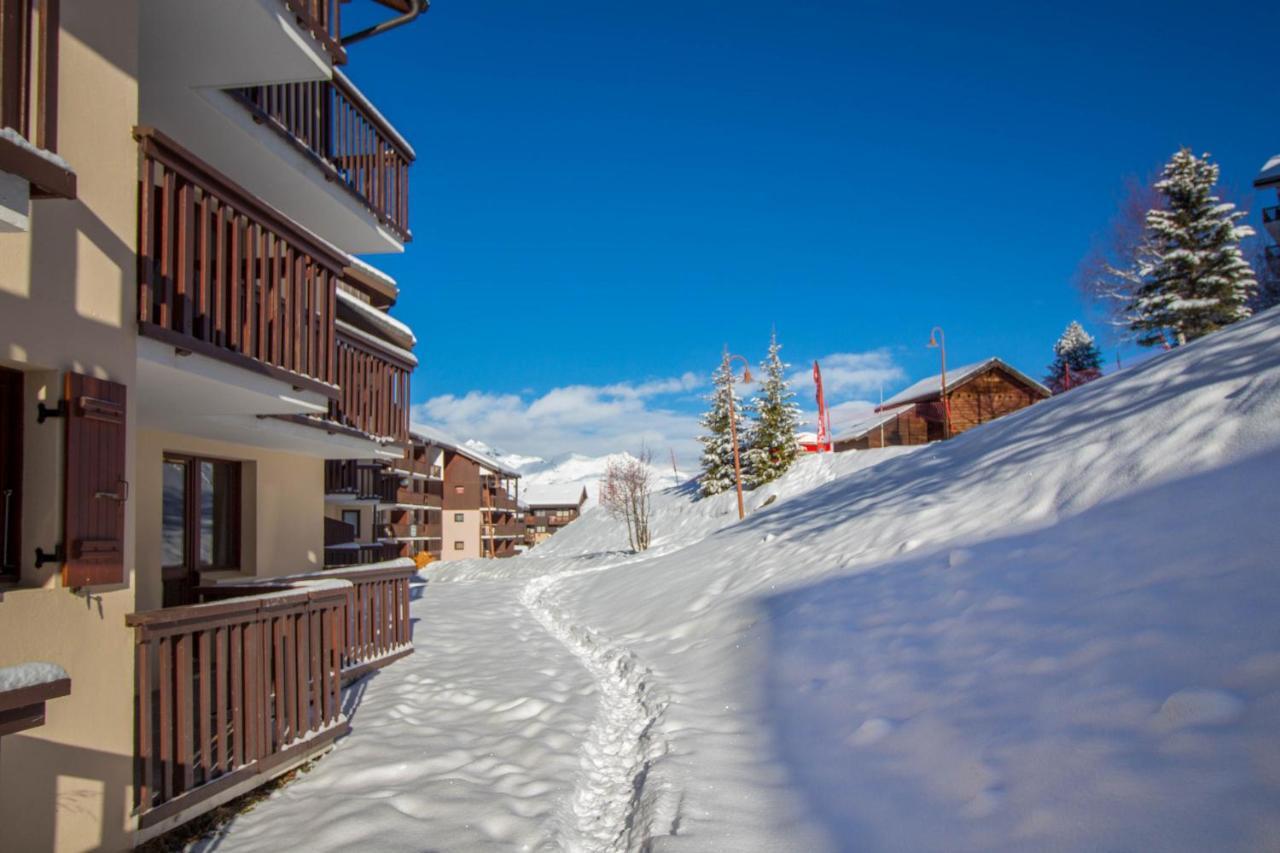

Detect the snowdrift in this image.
[485,307,1280,851]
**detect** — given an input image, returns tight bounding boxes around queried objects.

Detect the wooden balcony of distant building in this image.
[395,481,443,508]
[324,460,398,501]
[1264,206,1280,243]
[380,522,442,541]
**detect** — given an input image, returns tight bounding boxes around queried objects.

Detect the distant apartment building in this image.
[1257,153,1280,279]
[523,484,589,547]
[0,3,425,848]
[834,358,1049,450]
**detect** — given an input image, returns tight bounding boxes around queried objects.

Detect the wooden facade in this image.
[835,361,1049,451]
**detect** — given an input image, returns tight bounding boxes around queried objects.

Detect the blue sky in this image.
[346,0,1280,464]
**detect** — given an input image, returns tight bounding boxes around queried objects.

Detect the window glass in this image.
[454,513,464,522]
[342,509,360,537]
[200,461,237,569]
[453,541,464,550]
[162,460,187,567]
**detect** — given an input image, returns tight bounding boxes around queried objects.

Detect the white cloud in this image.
[413,374,706,468]
[788,350,905,400]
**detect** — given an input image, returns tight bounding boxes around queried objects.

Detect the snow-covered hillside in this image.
[210,308,1280,853]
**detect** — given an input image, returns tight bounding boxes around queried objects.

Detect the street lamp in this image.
[927,326,951,440]
[723,350,753,521]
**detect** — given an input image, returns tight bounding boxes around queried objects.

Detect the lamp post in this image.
[723,350,753,521]
[927,326,951,440]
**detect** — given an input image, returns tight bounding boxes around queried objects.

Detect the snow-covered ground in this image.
[209,308,1280,852]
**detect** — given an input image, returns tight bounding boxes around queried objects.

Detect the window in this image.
[162,455,241,607]
[341,509,361,538]
[0,367,22,581]
[453,513,464,523]
[453,485,465,495]
[453,541,464,551]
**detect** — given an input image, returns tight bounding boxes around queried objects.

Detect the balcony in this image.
[136,127,342,397]
[485,521,526,539]
[0,0,75,206]
[325,460,397,500]
[329,327,411,443]
[324,541,400,567]
[1265,206,1280,242]
[396,482,442,508]
[381,522,442,540]
[127,563,415,839]
[231,72,414,243]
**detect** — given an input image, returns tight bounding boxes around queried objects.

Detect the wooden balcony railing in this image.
[485,521,526,538]
[0,0,74,197]
[330,329,411,443]
[485,492,519,512]
[128,581,349,829]
[389,456,432,478]
[323,541,399,568]
[395,483,442,508]
[281,0,346,65]
[230,72,413,241]
[380,522,442,540]
[128,561,415,829]
[136,127,344,397]
[324,460,398,500]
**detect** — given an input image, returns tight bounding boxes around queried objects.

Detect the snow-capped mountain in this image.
[461,440,685,506]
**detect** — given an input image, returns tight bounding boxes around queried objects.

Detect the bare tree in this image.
[599,448,654,552]
[1076,176,1164,345]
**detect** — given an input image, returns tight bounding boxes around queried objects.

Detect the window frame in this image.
[453,541,464,551]
[161,453,242,605]
[341,509,361,539]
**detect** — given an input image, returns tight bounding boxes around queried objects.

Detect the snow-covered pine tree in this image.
[1126,149,1257,347]
[1044,321,1104,394]
[697,352,747,497]
[745,331,802,488]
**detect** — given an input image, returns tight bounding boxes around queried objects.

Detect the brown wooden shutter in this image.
[63,372,127,587]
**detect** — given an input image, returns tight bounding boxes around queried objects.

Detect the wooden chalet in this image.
[834,358,1050,451]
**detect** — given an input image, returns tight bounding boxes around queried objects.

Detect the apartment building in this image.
[0,2,424,849]
[1258,153,1279,280]
[429,430,524,560]
[523,484,588,547]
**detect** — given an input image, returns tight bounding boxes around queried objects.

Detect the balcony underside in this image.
[137,337,394,459]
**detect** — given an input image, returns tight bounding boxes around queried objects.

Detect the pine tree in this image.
[1126,149,1257,347]
[744,331,801,488]
[697,351,747,498]
[1044,321,1104,394]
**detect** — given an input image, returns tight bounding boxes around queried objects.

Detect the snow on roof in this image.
[336,288,416,349]
[409,422,523,477]
[346,254,398,290]
[522,483,588,508]
[1255,153,1280,188]
[876,358,1050,411]
[834,408,905,441]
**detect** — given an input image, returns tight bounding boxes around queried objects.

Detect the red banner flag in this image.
[814,360,830,452]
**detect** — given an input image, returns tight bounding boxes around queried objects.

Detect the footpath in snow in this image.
[211,307,1280,852]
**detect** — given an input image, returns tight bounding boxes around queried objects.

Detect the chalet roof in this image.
[409,422,522,477]
[522,483,588,508]
[834,408,905,442]
[876,358,1050,411]
[1255,153,1280,189]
